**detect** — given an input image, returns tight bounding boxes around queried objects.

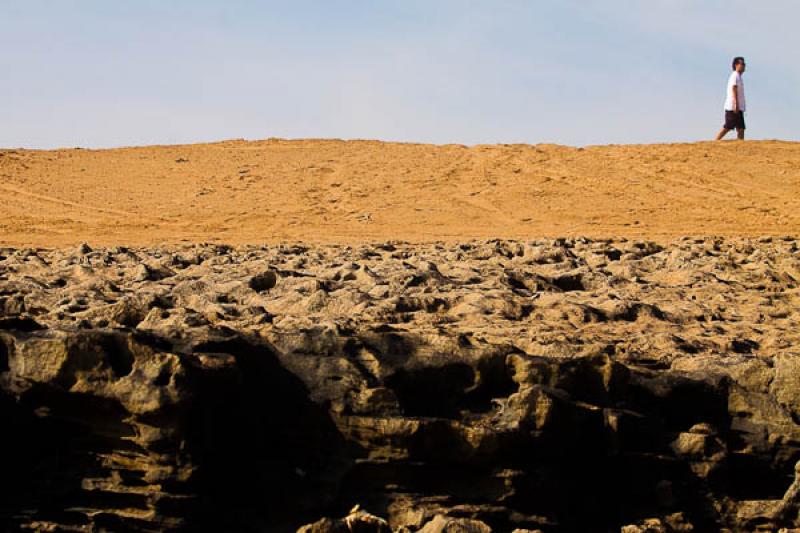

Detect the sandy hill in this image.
[1,139,798,247]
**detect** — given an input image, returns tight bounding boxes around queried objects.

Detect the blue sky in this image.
[1,1,797,148]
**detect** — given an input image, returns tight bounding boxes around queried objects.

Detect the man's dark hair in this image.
[732,56,745,70]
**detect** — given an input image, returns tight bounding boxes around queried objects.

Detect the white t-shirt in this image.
[724,71,745,112]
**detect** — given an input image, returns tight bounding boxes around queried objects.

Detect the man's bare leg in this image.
[716,128,731,140]
[737,128,745,140]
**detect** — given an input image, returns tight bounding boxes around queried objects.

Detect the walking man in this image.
[716,57,746,140]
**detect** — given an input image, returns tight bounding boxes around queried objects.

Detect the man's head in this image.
[732,56,746,73]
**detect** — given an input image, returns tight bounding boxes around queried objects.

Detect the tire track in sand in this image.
[0,184,174,222]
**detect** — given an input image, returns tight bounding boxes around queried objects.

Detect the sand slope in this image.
[1,139,799,246]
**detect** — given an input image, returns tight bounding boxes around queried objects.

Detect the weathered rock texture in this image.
[1,238,799,531]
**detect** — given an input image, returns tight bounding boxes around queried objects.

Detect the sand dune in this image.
[1,139,799,247]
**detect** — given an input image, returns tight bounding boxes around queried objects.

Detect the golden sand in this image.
[1,139,798,247]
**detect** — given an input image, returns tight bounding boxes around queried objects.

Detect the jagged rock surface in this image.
[1,238,799,531]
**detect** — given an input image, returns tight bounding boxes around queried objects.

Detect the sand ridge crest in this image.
[1,139,799,246]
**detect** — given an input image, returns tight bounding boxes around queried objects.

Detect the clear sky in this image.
[1,1,797,148]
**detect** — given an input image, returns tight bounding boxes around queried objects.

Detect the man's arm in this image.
[731,84,739,112]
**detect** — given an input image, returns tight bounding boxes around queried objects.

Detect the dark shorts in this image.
[724,110,746,130]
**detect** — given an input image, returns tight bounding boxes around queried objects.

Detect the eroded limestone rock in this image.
[1,239,799,531]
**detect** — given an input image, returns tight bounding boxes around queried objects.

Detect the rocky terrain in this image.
[1,238,799,531]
